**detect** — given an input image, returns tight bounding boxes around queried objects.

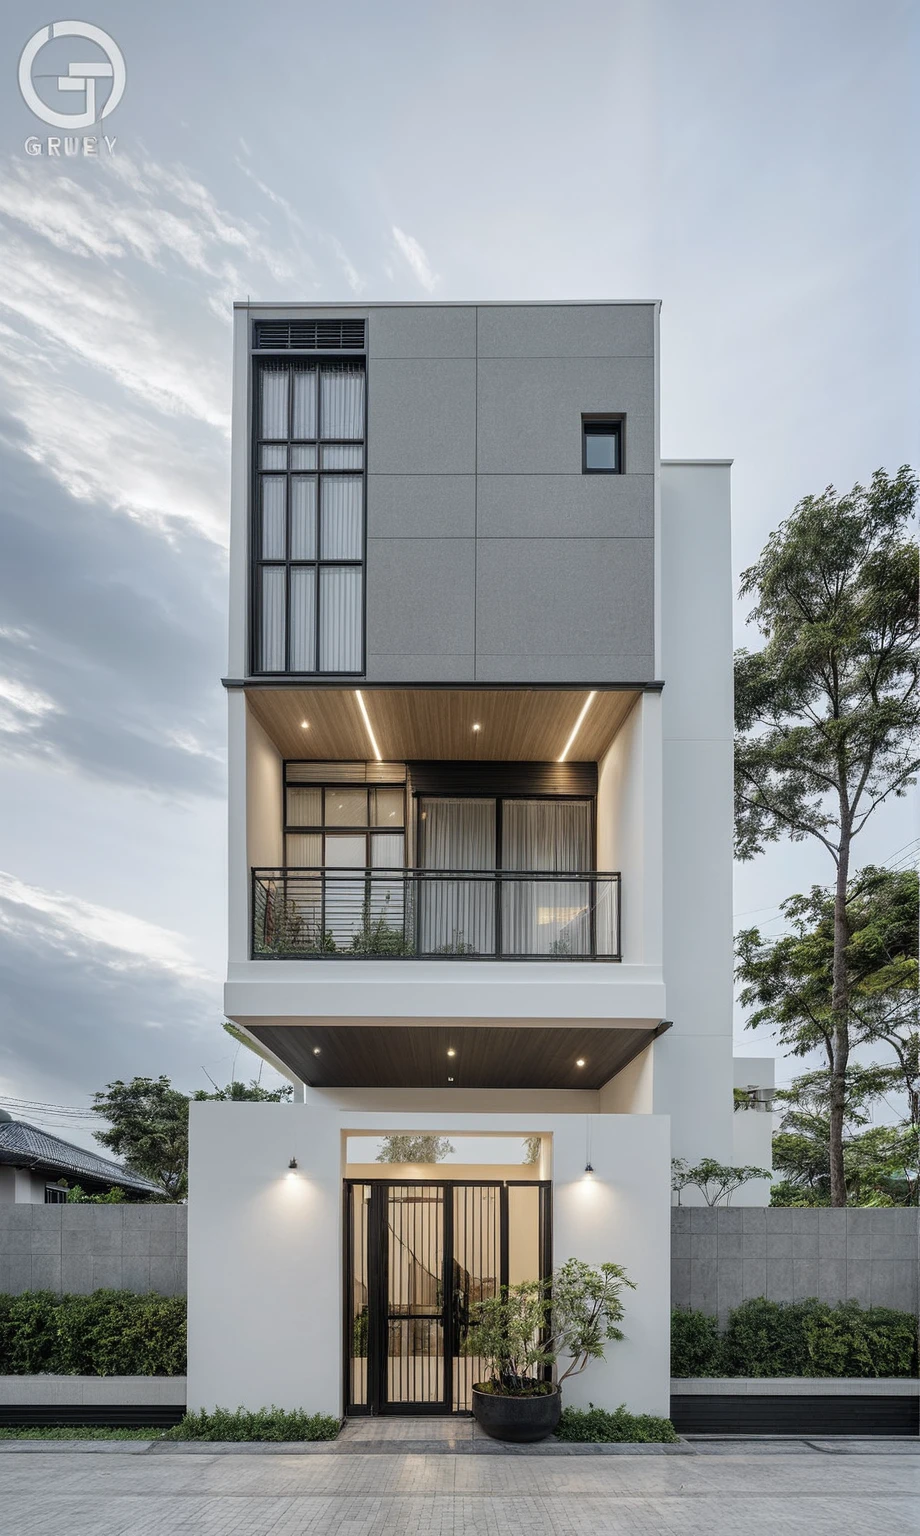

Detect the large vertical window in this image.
[254,361,366,674]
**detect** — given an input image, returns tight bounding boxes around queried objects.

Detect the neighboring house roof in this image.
[0,1116,160,1195]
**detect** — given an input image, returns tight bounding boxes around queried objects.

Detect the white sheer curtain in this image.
[419,799,495,955]
[502,801,592,957]
[291,366,317,438]
[321,367,365,439]
[289,568,315,671]
[290,477,317,559]
[320,476,363,558]
[261,477,285,558]
[260,364,289,438]
[260,567,285,670]
[319,567,362,671]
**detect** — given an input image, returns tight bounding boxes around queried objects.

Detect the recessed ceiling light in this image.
[576,1058,586,1067]
[472,723,481,733]
[447,1076,454,1083]
[447,1048,456,1057]
[313,1047,321,1056]
[300,720,310,730]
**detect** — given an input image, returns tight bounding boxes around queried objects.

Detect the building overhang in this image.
[242,1020,671,1091]
[234,684,648,764]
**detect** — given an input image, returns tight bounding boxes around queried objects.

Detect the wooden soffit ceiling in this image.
[248,1023,658,1091]
[246,687,640,763]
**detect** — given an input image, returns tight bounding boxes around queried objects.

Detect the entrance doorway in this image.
[344,1179,551,1415]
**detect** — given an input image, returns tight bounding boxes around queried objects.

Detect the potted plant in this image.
[463,1258,635,1442]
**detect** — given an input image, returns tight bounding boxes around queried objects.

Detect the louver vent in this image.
[253,319,366,351]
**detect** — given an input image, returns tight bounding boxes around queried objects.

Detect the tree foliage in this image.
[671,1157,772,1206]
[734,468,919,1202]
[375,1135,454,1164]
[92,1075,293,1200]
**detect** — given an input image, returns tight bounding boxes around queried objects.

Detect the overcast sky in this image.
[0,0,916,1148]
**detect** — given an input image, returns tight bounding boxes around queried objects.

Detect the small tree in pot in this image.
[463,1259,635,1442]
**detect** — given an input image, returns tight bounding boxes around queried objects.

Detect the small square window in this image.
[583,418,623,474]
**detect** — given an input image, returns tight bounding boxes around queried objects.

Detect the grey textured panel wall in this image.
[671,1208,919,1321]
[476,304,655,359]
[358,303,658,685]
[367,359,476,475]
[475,537,654,683]
[366,538,475,680]
[0,1205,187,1297]
[368,305,476,359]
[476,357,654,476]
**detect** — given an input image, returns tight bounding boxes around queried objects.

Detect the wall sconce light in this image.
[288,1157,298,1170]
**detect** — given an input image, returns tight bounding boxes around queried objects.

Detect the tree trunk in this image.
[828,818,852,1206]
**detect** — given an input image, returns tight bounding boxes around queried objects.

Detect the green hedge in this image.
[556,1404,679,1443]
[672,1299,918,1378]
[162,1407,340,1441]
[0,1292,186,1376]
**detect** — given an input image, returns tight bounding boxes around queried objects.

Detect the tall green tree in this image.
[92,1075,293,1199]
[771,1067,918,1206]
[734,468,919,1203]
[737,867,918,1203]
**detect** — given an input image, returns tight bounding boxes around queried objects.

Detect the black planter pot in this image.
[471,1384,561,1443]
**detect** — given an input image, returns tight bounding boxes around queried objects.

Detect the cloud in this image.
[0,439,225,796]
[0,869,227,1131]
[0,871,212,985]
[391,226,438,292]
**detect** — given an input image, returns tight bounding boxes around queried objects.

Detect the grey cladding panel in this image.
[369,359,476,474]
[475,538,654,679]
[477,304,655,357]
[477,358,655,474]
[367,475,475,538]
[366,538,475,657]
[478,474,653,538]
[368,306,476,358]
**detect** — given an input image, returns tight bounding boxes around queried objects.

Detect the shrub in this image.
[673,1299,918,1379]
[162,1407,339,1441]
[670,1307,723,1377]
[0,1292,186,1376]
[556,1404,679,1443]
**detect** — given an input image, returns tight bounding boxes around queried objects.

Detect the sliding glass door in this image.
[418,799,495,955]
[501,800,592,957]
[417,796,593,958]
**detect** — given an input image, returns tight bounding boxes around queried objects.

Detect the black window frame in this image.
[44,1184,68,1204]
[582,415,624,475]
[283,775,407,869]
[416,792,597,872]
[250,354,367,677]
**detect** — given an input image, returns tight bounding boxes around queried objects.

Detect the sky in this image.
[0,0,916,1150]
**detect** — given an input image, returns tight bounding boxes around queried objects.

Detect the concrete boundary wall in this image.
[671,1207,919,1319]
[0,1205,186,1296]
[0,1205,917,1318]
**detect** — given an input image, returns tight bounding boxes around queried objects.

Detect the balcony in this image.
[251,867,621,961]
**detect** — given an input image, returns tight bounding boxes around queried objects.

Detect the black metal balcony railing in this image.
[251,868,621,961]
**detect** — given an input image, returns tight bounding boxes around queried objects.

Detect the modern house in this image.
[0,1110,159,1202]
[188,301,772,1421]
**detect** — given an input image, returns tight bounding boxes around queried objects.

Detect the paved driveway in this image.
[0,1440,917,1534]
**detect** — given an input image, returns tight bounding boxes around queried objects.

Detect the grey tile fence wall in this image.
[1,1205,916,1314]
[0,1205,186,1296]
[671,1207,919,1320]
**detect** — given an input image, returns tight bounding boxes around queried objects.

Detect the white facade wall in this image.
[656,462,735,1169]
[187,1103,672,1418]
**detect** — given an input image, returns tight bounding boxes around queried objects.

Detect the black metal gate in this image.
[344,1180,551,1415]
